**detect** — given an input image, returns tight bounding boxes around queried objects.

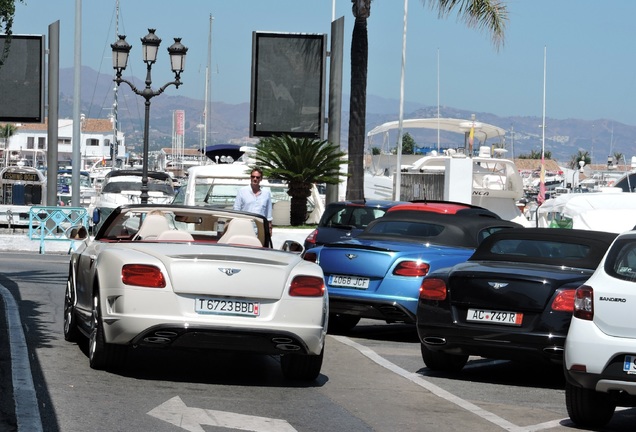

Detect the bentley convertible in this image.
[64,204,327,381]
[303,202,522,332]
[417,227,617,372]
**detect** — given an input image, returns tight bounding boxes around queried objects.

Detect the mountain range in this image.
[58,67,633,166]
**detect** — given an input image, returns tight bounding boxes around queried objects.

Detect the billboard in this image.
[0,35,45,123]
[250,32,326,139]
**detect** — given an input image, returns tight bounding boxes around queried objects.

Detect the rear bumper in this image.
[418,324,566,364]
[131,324,317,355]
[329,295,416,324]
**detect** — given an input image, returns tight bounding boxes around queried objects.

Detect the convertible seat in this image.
[217,218,261,247]
[136,214,171,240]
[156,230,194,241]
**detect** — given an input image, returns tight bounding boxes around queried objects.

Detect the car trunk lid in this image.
[449,261,590,313]
[144,244,301,299]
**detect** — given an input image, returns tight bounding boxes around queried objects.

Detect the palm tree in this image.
[569,150,591,170]
[613,152,624,166]
[347,0,508,200]
[0,123,17,166]
[253,135,346,226]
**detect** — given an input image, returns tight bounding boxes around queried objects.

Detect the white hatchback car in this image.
[564,229,636,428]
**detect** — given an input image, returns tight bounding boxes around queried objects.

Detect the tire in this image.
[565,381,615,428]
[88,289,127,370]
[281,346,324,381]
[63,274,79,342]
[420,343,468,372]
[327,314,360,334]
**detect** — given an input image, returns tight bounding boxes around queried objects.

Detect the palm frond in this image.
[421,0,507,50]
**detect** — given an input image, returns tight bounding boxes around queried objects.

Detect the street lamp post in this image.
[111,29,188,204]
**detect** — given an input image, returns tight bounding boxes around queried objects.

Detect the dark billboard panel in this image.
[0,34,45,123]
[250,32,326,139]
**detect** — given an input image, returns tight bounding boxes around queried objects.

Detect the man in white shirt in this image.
[233,167,273,233]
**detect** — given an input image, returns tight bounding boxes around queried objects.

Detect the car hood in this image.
[95,242,315,300]
[446,261,593,312]
[317,239,473,278]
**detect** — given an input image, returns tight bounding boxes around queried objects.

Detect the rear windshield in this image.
[361,220,507,247]
[485,239,591,261]
[605,238,636,282]
[320,205,386,229]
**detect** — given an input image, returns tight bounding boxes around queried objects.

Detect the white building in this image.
[1,117,126,169]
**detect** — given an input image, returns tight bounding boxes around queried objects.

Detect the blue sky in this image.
[11,0,636,126]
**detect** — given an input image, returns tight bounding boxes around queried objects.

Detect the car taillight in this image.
[573,285,594,320]
[393,260,430,277]
[303,251,318,263]
[419,278,447,300]
[305,229,318,246]
[121,264,166,288]
[289,275,325,297]
[551,288,576,312]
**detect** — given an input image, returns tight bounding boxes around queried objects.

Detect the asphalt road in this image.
[2,251,636,431]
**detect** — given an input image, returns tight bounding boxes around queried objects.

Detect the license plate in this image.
[623,355,636,374]
[466,308,523,326]
[195,298,260,317]
[329,274,370,289]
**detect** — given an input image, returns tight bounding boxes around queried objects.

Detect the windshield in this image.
[102,181,174,195]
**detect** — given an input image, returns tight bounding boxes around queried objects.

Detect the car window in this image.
[322,206,386,228]
[607,240,636,282]
[367,220,444,238]
[477,227,512,243]
[487,238,591,259]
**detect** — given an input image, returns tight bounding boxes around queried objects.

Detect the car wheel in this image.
[63,274,79,342]
[420,343,468,372]
[327,314,360,334]
[280,346,324,381]
[565,381,615,428]
[88,289,127,370]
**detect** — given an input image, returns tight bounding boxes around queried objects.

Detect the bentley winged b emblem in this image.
[345,253,358,260]
[488,282,509,289]
[219,268,241,276]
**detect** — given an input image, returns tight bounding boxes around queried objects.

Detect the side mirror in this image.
[281,240,304,254]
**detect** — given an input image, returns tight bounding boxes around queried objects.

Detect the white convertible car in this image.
[64,204,327,381]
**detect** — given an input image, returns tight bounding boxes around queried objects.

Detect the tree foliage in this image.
[253,135,346,226]
[518,149,552,160]
[568,150,591,169]
[0,0,21,35]
[1,0,24,68]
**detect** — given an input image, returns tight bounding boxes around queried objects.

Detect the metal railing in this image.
[28,207,88,254]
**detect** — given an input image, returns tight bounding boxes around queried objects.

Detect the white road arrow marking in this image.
[147,396,297,432]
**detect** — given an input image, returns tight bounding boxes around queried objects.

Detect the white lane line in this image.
[0,283,43,432]
[331,335,568,432]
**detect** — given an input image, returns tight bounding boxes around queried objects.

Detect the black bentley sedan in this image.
[416,228,617,372]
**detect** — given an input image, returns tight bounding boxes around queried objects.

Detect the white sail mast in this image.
[203,14,213,164]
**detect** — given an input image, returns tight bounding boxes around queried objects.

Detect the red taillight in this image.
[569,364,587,373]
[419,278,447,301]
[393,260,430,277]
[121,264,166,288]
[289,275,325,297]
[303,251,318,263]
[551,288,576,312]
[305,229,318,246]
[573,285,594,320]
